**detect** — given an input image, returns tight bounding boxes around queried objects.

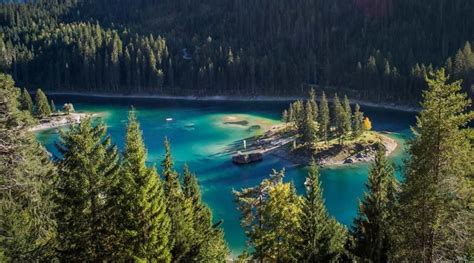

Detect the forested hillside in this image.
[0,0,473,103]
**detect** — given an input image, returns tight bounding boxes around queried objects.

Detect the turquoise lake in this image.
[36,95,416,256]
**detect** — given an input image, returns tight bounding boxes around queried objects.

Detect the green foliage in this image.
[352,104,364,137]
[63,103,75,114]
[350,149,397,262]
[34,89,51,118]
[342,95,352,135]
[182,164,229,261]
[234,169,301,261]
[392,69,473,261]
[0,74,56,261]
[50,99,56,113]
[160,139,196,261]
[19,88,33,113]
[302,101,318,144]
[54,118,120,261]
[298,159,347,262]
[332,94,344,138]
[318,92,330,142]
[1,1,473,102]
[113,109,172,261]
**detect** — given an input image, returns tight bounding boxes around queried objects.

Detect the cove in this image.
[36,95,416,256]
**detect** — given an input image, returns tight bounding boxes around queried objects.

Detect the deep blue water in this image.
[36,95,416,256]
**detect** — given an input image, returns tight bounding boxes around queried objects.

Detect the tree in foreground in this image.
[0,74,56,261]
[161,139,195,261]
[114,109,171,261]
[350,149,397,262]
[234,169,302,262]
[298,159,347,262]
[182,164,229,261]
[392,69,473,261]
[34,89,51,118]
[54,118,120,261]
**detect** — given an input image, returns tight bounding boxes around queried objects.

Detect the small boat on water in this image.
[166,118,173,121]
[232,151,263,164]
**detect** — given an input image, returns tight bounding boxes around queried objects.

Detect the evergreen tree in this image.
[0,74,56,261]
[281,109,288,124]
[161,139,195,261]
[352,104,364,137]
[392,69,473,261]
[50,99,56,113]
[298,159,347,262]
[262,181,302,262]
[34,89,51,118]
[342,95,352,135]
[234,169,286,261]
[318,92,330,143]
[114,109,171,261]
[350,149,397,262]
[308,88,318,121]
[54,118,120,261]
[19,88,33,113]
[302,101,318,144]
[182,164,229,261]
[332,94,344,140]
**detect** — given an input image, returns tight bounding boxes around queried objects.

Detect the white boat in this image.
[166,118,173,121]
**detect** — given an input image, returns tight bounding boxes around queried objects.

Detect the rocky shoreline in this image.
[30,113,93,132]
[240,125,400,167]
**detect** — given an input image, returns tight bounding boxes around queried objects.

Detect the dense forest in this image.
[1,69,473,261]
[0,0,473,103]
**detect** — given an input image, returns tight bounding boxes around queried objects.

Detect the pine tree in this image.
[0,74,56,261]
[332,94,344,140]
[19,88,33,113]
[350,149,397,262]
[34,89,51,118]
[54,118,120,261]
[262,181,302,262]
[182,164,229,261]
[302,101,318,144]
[50,99,56,113]
[318,92,330,143]
[114,109,171,261]
[308,88,318,121]
[161,139,195,261]
[234,169,286,261]
[298,159,347,262]
[281,109,288,124]
[352,104,364,137]
[392,69,473,261]
[342,95,352,135]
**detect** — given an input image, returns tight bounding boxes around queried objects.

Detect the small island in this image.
[232,89,399,166]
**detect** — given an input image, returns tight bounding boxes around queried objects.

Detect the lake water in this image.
[36,95,416,256]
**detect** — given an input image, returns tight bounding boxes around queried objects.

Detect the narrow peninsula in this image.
[232,89,399,166]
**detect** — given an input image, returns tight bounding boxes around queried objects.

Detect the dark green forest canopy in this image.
[0,0,473,103]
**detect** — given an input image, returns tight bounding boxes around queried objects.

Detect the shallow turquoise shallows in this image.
[36,95,415,256]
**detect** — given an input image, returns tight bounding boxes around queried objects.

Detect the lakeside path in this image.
[45,91,420,113]
[30,113,94,132]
